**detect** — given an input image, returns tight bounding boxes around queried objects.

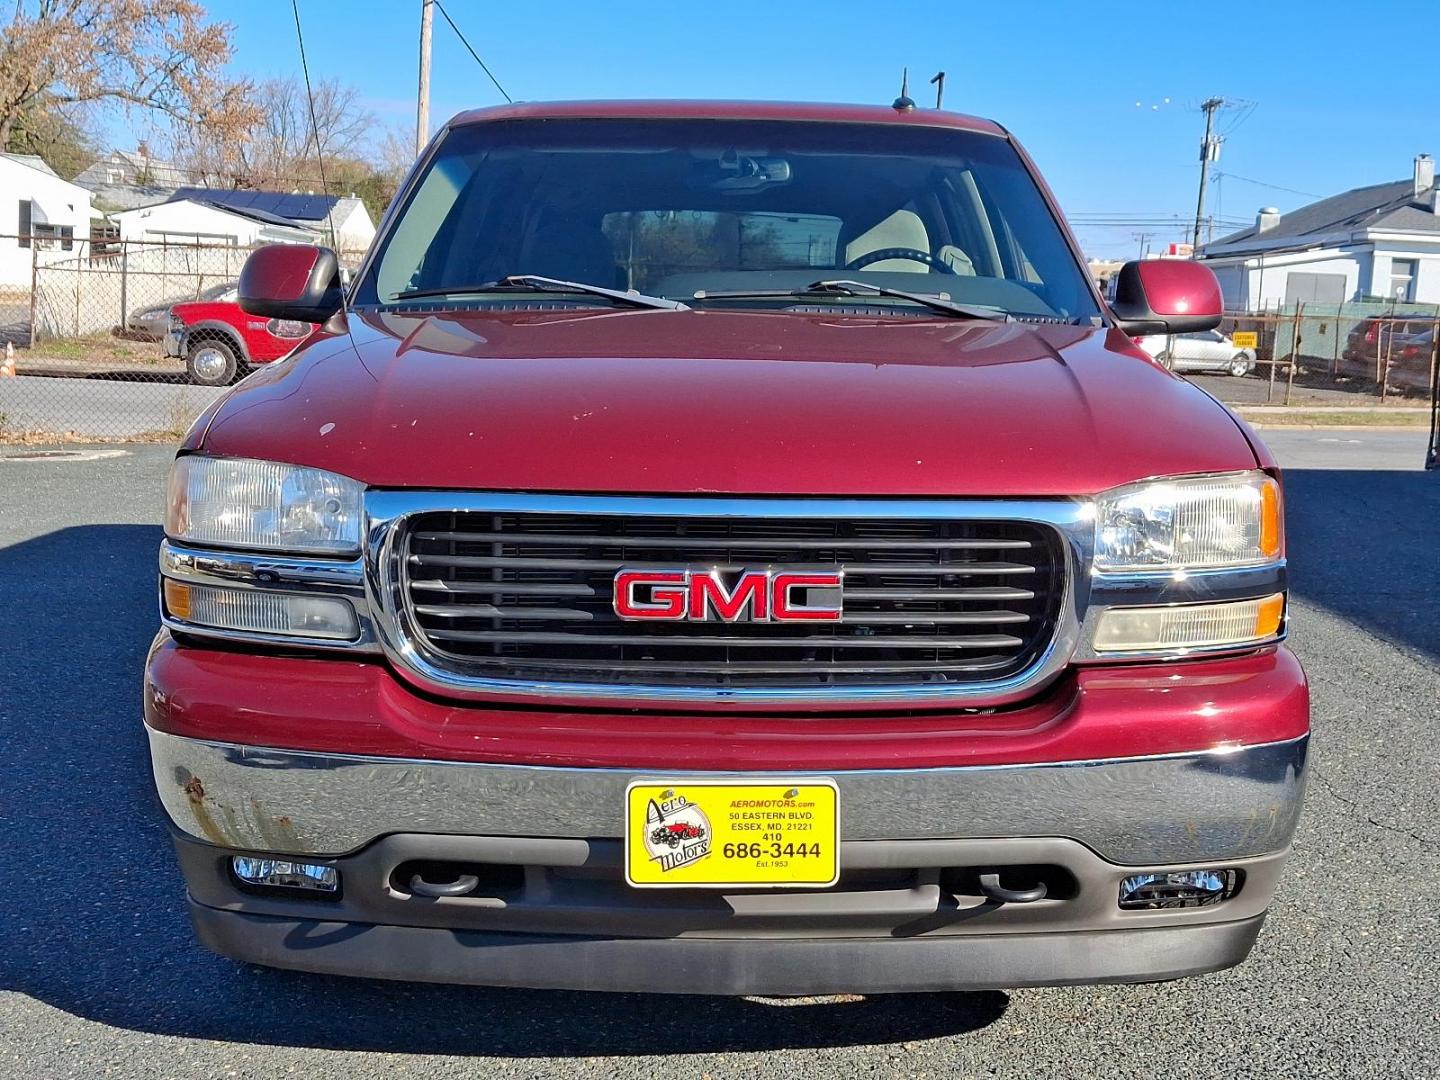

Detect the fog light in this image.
[1119,869,1238,909]
[231,857,339,893]
[164,580,358,640]
[1093,593,1284,653]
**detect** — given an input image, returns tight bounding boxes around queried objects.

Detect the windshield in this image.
[354,118,1101,322]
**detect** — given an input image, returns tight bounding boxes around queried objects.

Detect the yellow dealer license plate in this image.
[625,779,839,889]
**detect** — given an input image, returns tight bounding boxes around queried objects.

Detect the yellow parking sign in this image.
[1232,331,1258,349]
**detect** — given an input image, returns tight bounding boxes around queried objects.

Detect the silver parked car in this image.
[1138,329,1255,377]
[126,281,238,341]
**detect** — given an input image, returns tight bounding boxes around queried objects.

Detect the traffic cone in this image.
[0,342,15,378]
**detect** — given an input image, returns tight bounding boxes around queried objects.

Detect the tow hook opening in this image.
[394,860,526,901]
[939,865,1077,903]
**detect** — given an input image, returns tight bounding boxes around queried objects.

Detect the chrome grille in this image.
[396,508,1065,693]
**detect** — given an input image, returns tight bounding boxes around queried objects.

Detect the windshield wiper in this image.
[693,279,1011,321]
[391,274,689,311]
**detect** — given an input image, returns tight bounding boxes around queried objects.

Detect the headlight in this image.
[1094,471,1281,572]
[166,456,363,554]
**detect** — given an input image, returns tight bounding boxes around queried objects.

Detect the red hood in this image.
[193,308,1259,496]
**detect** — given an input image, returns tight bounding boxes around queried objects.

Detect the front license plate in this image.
[624,779,839,889]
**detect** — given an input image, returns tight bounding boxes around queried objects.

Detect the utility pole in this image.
[1192,96,1224,251]
[1132,231,1154,260]
[416,0,434,156]
[930,71,946,109]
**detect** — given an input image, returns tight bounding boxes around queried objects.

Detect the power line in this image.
[1212,171,1322,199]
[1217,99,1258,137]
[1068,216,1251,227]
[433,0,513,103]
[290,0,335,247]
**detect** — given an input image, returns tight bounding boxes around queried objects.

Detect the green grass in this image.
[1244,410,1431,426]
[30,334,164,365]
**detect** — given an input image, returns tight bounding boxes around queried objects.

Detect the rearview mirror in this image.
[1110,260,1222,336]
[690,150,792,193]
[238,244,344,323]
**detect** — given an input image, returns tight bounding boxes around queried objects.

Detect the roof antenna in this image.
[930,71,945,109]
[892,68,916,112]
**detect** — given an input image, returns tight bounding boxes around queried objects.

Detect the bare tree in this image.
[172,76,376,191]
[0,0,258,149]
[373,119,416,178]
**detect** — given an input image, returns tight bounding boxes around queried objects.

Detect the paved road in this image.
[1257,426,1431,471]
[0,374,220,439]
[0,433,1436,1079]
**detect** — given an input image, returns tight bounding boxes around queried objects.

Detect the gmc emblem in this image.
[613,568,844,623]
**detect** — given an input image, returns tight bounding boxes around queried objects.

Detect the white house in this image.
[109,197,318,247]
[1,152,96,289]
[73,147,192,211]
[110,188,377,254]
[156,187,376,253]
[324,196,376,253]
[1199,154,1440,310]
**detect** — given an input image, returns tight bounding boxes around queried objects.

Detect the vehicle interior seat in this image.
[842,207,976,276]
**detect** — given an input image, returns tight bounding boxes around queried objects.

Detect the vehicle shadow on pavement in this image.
[1284,469,1440,663]
[0,524,1009,1054]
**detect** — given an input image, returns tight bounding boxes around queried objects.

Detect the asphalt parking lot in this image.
[1,431,1436,1079]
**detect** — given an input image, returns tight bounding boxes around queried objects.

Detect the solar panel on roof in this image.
[167,187,339,222]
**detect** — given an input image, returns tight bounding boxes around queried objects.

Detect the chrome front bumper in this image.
[147,726,1308,865]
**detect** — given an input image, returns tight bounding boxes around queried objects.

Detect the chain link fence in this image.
[0,236,366,446]
[1212,302,1440,408]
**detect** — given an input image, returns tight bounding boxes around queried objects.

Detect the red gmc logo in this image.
[613,568,844,623]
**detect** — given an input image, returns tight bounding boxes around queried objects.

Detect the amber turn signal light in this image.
[163,579,192,620]
[1093,593,1286,653]
[1259,477,1282,560]
[161,579,358,640]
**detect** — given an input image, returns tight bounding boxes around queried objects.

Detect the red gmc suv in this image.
[146,101,1309,994]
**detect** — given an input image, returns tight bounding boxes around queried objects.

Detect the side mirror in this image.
[1110,260,1223,337]
[238,244,344,323]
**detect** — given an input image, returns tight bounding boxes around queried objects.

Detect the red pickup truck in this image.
[163,295,312,386]
[146,100,1309,994]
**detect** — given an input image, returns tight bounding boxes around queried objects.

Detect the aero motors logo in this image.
[643,793,712,872]
[613,568,844,623]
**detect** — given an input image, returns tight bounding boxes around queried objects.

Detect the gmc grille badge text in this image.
[613,568,844,622]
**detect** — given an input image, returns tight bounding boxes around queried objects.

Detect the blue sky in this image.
[187,0,1433,258]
